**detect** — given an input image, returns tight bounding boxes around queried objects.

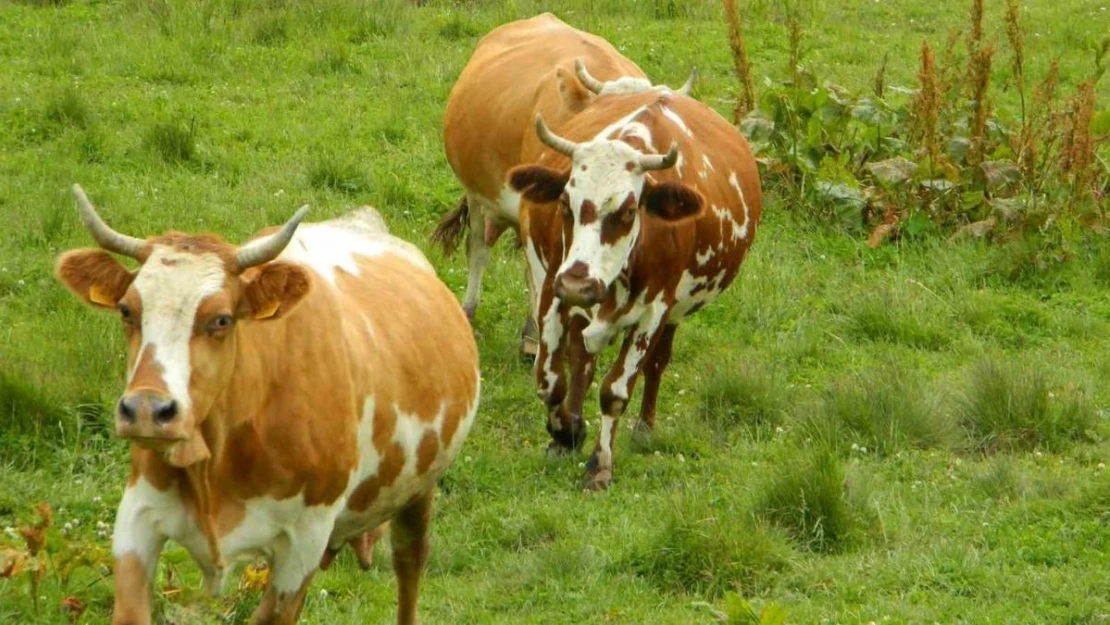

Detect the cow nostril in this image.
[153,399,178,425]
[117,398,136,424]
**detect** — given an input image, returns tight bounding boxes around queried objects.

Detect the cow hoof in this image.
[463,305,477,326]
[519,338,538,363]
[630,420,654,446]
[583,469,613,491]
[546,441,576,458]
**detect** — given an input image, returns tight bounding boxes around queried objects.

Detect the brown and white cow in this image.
[507,90,762,489]
[54,186,480,624]
[435,12,695,354]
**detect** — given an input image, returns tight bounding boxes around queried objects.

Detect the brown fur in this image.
[55,249,135,309]
[507,165,571,204]
[59,219,479,625]
[442,13,647,205]
[520,90,763,483]
[428,195,469,257]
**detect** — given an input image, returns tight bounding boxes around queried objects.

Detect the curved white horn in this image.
[638,142,680,171]
[574,58,605,94]
[534,114,580,158]
[72,184,148,260]
[677,66,698,96]
[235,205,310,270]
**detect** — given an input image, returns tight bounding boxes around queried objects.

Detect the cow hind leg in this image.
[461,193,492,323]
[392,489,435,625]
[633,324,678,444]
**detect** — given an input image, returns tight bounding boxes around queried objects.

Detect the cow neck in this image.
[184,326,271,569]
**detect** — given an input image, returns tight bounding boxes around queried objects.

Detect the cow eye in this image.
[118,304,133,322]
[207,314,234,333]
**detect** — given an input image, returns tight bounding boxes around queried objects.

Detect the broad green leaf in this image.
[979,160,1021,192]
[866,157,917,187]
[947,136,970,163]
[741,117,775,142]
[960,189,986,211]
[759,603,790,625]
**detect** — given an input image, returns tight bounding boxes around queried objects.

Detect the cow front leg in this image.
[392,490,435,625]
[634,323,678,442]
[534,290,582,455]
[251,508,337,625]
[558,313,596,450]
[111,482,170,625]
[585,305,669,490]
[251,571,316,625]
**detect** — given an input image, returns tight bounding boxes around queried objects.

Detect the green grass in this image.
[1,0,1109,623]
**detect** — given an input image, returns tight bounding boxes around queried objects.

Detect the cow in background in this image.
[436,12,695,357]
[55,186,480,624]
[508,89,762,489]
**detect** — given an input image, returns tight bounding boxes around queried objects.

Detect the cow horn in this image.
[535,114,579,158]
[638,142,680,171]
[72,184,149,260]
[677,66,698,96]
[235,205,310,270]
[574,58,605,94]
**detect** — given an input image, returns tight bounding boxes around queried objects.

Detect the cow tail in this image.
[430,194,470,257]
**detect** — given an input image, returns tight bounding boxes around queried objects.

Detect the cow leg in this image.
[519,237,546,363]
[533,286,575,455]
[558,313,596,449]
[461,193,490,323]
[251,508,337,625]
[585,305,669,490]
[250,572,315,625]
[392,490,435,625]
[633,323,678,442]
[111,483,170,625]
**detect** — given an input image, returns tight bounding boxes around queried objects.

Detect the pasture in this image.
[1,0,1109,623]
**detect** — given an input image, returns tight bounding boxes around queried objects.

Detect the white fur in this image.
[660,106,693,138]
[538,299,566,398]
[728,171,752,241]
[598,76,654,95]
[279,221,433,286]
[131,248,226,413]
[594,106,649,142]
[557,140,647,289]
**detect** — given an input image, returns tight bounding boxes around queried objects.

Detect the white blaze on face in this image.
[130,246,227,412]
[557,139,648,290]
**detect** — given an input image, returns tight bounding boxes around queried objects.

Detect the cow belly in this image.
[669,267,732,321]
[329,466,442,547]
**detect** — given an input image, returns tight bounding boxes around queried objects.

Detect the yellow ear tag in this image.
[89,285,116,307]
[254,301,280,320]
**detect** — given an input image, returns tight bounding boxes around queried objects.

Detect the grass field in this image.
[2,0,1109,623]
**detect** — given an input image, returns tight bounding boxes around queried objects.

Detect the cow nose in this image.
[117,397,137,424]
[555,274,604,307]
[153,398,178,424]
[117,390,178,426]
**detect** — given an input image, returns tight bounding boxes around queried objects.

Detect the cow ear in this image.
[239,261,312,321]
[55,249,136,309]
[555,67,595,114]
[640,180,705,222]
[507,165,570,204]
